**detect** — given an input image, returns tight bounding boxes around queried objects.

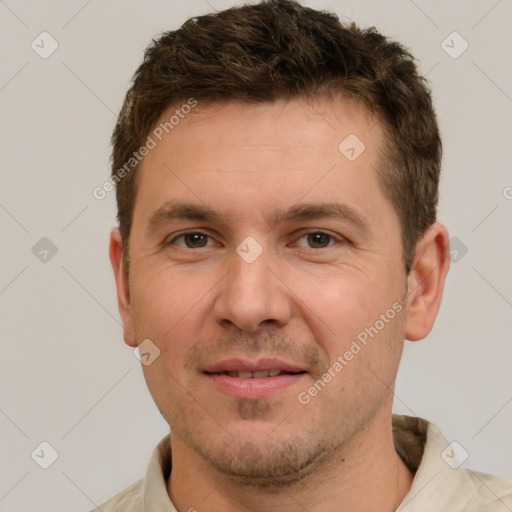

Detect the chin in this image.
[185,424,335,490]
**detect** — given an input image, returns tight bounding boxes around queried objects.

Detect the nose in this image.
[213,246,292,333]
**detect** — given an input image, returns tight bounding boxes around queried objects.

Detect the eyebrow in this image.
[148,201,371,235]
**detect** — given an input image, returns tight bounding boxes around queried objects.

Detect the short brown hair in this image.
[111,0,441,274]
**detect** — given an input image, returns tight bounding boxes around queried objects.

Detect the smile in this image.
[219,370,302,378]
[203,358,308,399]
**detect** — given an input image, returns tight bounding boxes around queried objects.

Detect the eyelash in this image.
[166,230,345,250]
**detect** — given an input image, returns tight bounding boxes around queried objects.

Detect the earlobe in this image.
[109,228,137,347]
[404,223,451,342]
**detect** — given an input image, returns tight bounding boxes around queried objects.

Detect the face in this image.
[114,98,415,486]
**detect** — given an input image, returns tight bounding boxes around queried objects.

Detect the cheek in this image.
[129,267,213,353]
[290,267,406,383]
[294,272,383,344]
[131,270,211,405]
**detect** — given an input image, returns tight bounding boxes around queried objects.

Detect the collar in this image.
[140,415,508,511]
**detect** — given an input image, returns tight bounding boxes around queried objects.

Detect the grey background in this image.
[1,0,511,510]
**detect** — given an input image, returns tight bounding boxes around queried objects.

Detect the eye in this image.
[294,231,342,249]
[166,230,343,250]
[168,231,216,249]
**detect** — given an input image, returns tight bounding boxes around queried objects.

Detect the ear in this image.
[109,228,137,347]
[404,223,450,341]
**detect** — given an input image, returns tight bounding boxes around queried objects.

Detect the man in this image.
[98,0,512,510]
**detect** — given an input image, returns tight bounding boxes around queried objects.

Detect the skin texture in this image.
[110,98,450,512]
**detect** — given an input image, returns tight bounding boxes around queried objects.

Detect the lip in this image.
[203,357,307,400]
[203,357,305,374]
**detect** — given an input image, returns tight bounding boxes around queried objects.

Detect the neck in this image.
[167,412,415,512]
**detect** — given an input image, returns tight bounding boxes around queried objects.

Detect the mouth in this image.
[212,369,304,378]
[203,358,308,399]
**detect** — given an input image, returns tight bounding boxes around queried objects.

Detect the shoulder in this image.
[90,478,144,512]
[463,468,512,511]
[424,420,512,510]
[394,415,512,511]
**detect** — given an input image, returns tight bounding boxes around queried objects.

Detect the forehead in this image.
[132,97,395,233]
[150,97,382,165]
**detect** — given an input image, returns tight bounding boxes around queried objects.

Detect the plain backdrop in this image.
[1,1,511,510]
